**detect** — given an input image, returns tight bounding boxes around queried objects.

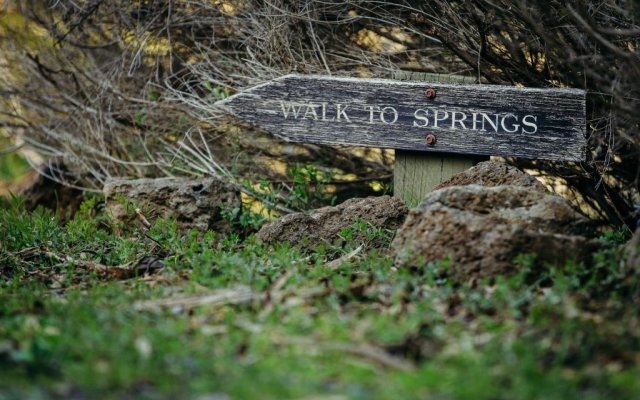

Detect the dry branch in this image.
[1,0,638,226]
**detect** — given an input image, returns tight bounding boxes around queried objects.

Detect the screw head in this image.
[426,134,437,146]
[425,87,437,99]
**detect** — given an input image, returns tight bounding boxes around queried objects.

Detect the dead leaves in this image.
[130,271,418,372]
[11,246,164,285]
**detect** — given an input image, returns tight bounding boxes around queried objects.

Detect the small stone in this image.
[104,177,241,233]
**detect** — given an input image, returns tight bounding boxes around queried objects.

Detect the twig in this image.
[135,208,152,229]
[326,245,363,269]
[133,286,261,310]
[135,284,330,312]
[273,336,415,372]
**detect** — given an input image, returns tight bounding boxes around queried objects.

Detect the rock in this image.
[14,163,84,222]
[392,184,605,281]
[256,196,408,247]
[433,160,546,192]
[104,177,241,233]
[624,229,640,272]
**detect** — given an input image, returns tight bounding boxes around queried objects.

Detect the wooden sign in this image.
[219,74,586,161]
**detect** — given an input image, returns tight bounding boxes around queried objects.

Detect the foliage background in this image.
[1,0,639,225]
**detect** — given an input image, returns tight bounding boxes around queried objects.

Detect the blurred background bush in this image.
[0,0,638,228]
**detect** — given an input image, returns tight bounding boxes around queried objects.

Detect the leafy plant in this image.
[600,225,633,245]
[203,80,229,100]
[219,204,266,233]
[249,164,337,214]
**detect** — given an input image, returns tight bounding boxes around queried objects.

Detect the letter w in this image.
[280,102,303,119]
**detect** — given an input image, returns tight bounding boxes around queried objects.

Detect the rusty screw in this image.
[425,87,437,99]
[426,134,437,146]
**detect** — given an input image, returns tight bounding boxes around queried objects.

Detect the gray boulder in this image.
[392,184,605,281]
[104,177,241,233]
[433,160,546,192]
[256,196,408,248]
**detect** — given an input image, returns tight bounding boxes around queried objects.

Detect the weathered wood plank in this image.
[393,70,478,84]
[219,74,586,161]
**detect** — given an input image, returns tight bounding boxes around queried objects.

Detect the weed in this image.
[246,164,338,214]
[202,80,229,100]
[0,202,638,399]
[600,225,633,245]
[219,204,266,234]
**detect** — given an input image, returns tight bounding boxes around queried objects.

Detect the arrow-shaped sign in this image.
[218,74,586,161]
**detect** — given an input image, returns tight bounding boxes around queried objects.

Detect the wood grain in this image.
[393,152,488,207]
[219,74,586,161]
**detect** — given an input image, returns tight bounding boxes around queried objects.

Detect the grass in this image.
[1,196,639,399]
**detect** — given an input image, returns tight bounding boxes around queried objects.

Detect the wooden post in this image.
[394,151,488,207]
[392,71,488,207]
